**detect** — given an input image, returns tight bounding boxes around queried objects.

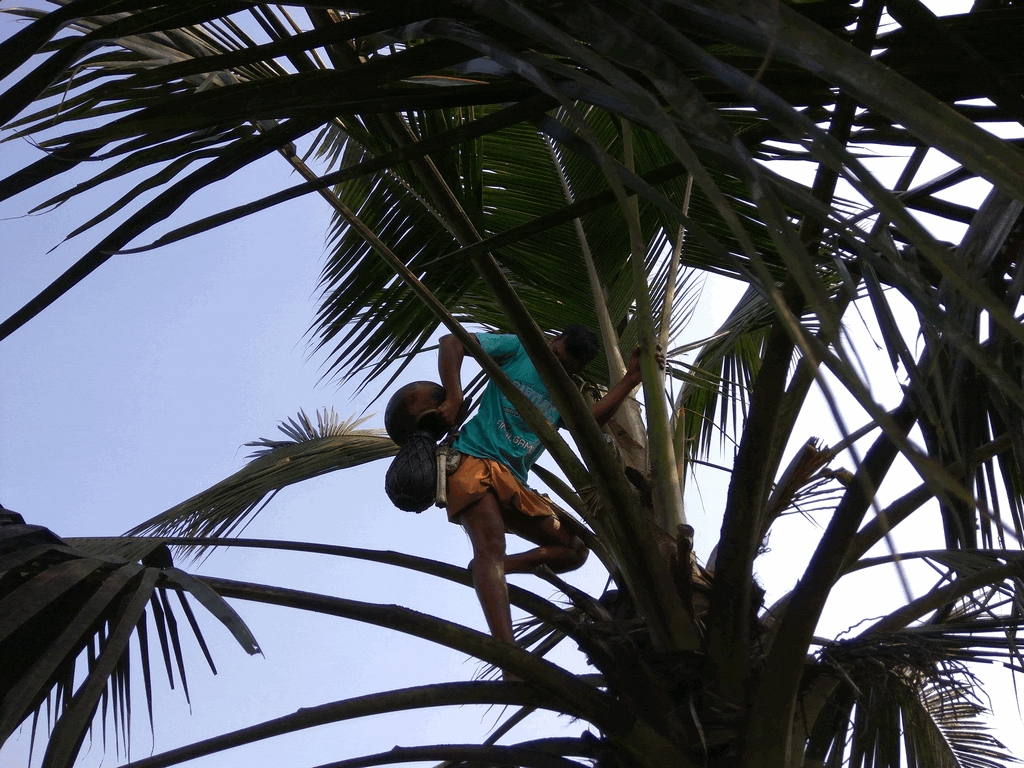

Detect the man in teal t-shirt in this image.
[437,325,661,658]
[451,332,565,483]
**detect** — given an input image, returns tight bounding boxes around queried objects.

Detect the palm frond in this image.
[4,2,1024,766]
[157,575,692,768]
[290,740,593,768]
[0,508,258,768]
[671,285,772,471]
[69,535,579,637]
[811,632,1018,768]
[107,681,598,768]
[314,103,708,392]
[850,550,1024,662]
[127,409,396,545]
[761,438,851,538]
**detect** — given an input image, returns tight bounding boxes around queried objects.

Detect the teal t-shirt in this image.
[453,333,563,483]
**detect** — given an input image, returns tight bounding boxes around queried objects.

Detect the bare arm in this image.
[591,345,665,426]
[438,334,466,428]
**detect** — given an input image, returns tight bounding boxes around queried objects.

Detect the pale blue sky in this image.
[0,19,610,763]
[2,5,1023,767]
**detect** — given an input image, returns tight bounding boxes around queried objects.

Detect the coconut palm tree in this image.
[2,1,1024,767]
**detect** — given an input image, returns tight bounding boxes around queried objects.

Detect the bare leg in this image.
[459,497,589,647]
[459,492,515,644]
[501,511,588,575]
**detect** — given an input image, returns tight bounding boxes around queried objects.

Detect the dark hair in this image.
[559,324,599,365]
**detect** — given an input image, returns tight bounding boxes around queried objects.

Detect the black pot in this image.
[384,381,448,446]
[384,431,438,512]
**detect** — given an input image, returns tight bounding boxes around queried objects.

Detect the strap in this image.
[434,445,449,508]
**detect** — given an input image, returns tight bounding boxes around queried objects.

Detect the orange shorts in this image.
[445,455,559,523]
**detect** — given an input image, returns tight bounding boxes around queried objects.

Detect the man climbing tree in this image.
[437,326,663,649]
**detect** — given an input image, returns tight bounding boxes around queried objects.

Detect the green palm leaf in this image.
[128,409,396,544]
[316,103,706,390]
[672,285,769,469]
